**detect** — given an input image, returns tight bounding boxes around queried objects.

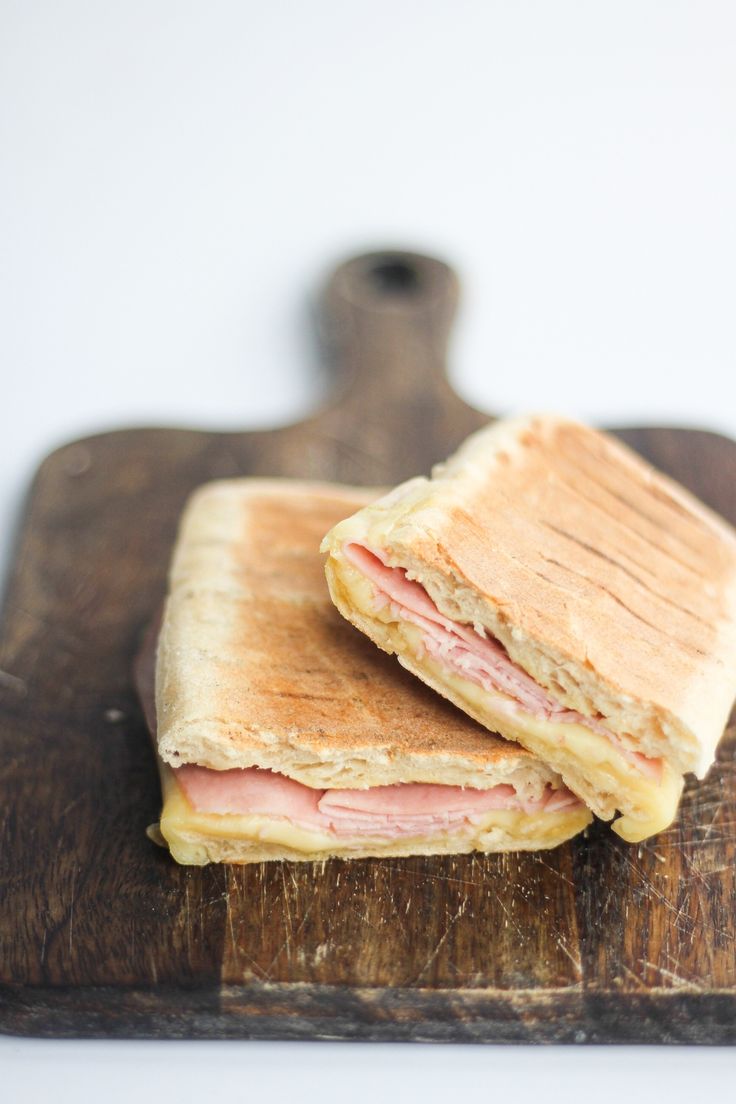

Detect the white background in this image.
[2,0,736,1097]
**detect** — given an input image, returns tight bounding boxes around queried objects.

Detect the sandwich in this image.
[136,478,591,864]
[321,415,736,843]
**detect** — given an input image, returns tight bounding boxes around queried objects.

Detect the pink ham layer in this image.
[175,765,581,841]
[343,543,663,783]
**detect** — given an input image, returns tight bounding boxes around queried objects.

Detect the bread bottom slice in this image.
[153,760,592,865]
[326,556,684,843]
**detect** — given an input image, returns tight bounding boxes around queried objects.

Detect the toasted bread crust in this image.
[154,478,567,799]
[322,417,736,780]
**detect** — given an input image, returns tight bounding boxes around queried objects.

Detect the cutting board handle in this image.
[320,249,461,416]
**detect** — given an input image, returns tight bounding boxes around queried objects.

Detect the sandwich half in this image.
[321,416,736,843]
[136,478,590,864]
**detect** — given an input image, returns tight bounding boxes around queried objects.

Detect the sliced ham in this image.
[319,782,519,817]
[175,764,580,841]
[343,543,663,784]
[176,763,323,821]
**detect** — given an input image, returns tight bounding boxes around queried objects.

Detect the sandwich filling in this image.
[175,762,578,833]
[345,543,662,778]
[335,542,682,842]
[136,616,589,864]
[159,762,586,864]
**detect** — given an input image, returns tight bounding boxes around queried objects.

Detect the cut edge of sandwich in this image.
[320,415,736,842]
[323,547,682,843]
[152,759,592,866]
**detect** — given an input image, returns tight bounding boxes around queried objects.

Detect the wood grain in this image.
[1,250,735,1042]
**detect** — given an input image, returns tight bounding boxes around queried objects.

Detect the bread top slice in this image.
[155,478,570,801]
[321,416,736,778]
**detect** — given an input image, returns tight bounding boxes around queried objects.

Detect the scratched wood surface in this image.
[1,251,736,1042]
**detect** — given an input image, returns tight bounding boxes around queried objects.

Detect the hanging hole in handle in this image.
[368,258,422,296]
[327,250,456,313]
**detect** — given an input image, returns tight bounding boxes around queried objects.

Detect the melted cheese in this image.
[156,763,591,865]
[332,558,683,843]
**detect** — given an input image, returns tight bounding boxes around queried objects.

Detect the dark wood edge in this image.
[2,982,734,1043]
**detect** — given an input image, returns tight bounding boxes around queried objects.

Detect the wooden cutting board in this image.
[2,251,736,1043]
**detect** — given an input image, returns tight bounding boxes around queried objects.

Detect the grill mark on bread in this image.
[441,507,595,604]
[541,555,707,656]
[542,487,711,608]
[562,430,719,532]
[585,482,707,558]
[547,477,707,587]
[265,690,347,703]
[539,520,715,632]
[548,461,710,578]
[554,433,716,553]
[446,501,713,646]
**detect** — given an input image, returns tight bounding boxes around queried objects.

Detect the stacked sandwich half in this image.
[138,416,736,862]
